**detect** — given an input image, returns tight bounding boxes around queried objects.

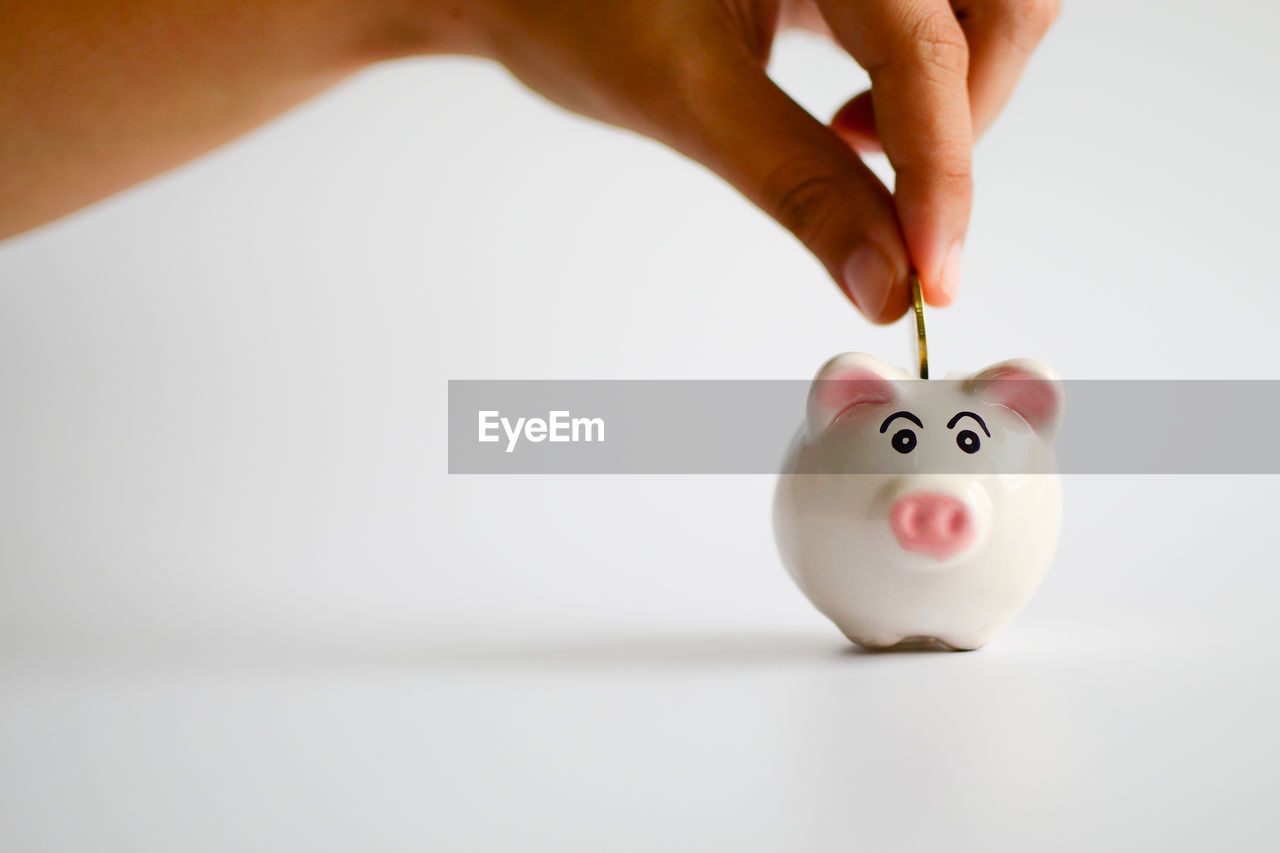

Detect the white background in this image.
[3,2,1279,850]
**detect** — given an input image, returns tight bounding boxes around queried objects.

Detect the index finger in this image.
[815,0,974,305]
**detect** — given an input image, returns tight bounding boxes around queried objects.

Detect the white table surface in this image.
[3,478,1277,851]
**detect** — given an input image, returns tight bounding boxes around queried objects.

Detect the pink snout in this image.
[890,492,975,561]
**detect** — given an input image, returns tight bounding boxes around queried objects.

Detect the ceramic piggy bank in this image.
[774,353,1064,650]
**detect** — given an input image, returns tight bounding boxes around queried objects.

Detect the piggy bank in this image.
[774,353,1064,650]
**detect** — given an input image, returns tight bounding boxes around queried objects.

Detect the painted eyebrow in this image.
[947,411,991,437]
[879,411,923,433]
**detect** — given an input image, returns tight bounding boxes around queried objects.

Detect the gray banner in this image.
[447,380,1280,474]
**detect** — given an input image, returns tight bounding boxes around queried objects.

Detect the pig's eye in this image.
[956,429,981,454]
[891,428,917,454]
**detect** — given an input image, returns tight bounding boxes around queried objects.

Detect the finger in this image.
[779,0,833,37]
[954,0,1059,137]
[830,0,1059,150]
[815,0,973,306]
[651,51,911,322]
[830,90,880,153]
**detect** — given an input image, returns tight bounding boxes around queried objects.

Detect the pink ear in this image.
[807,354,901,436]
[966,359,1064,437]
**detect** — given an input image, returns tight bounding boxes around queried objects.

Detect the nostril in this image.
[890,499,920,540]
[901,504,920,536]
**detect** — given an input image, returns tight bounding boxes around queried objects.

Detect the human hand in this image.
[435,0,1058,321]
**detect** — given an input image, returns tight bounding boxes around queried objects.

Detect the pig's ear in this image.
[966,359,1064,438]
[807,353,902,437]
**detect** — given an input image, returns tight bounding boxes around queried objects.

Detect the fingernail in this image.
[939,241,963,302]
[842,245,894,320]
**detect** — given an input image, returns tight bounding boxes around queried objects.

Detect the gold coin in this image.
[910,272,928,380]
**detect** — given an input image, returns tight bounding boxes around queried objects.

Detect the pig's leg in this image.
[935,628,1001,652]
[841,629,907,650]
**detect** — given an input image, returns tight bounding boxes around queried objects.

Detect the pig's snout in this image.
[889,492,975,561]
